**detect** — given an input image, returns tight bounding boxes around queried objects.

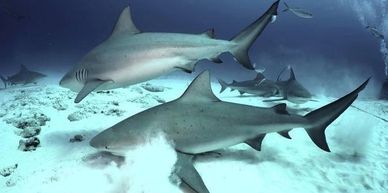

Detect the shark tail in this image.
[304,78,370,152]
[0,75,7,88]
[218,79,228,93]
[230,0,279,70]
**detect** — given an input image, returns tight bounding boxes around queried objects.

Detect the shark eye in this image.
[105,146,109,149]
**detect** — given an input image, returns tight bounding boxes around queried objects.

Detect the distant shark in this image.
[265,66,313,104]
[90,70,369,193]
[59,1,280,103]
[283,2,313,19]
[218,73,279,97]
[0,64,46,88]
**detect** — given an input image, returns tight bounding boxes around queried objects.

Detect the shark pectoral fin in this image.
[175,152,210,193]
[245,134,266,151]
[272,103,290,115]
[278,130,292,139]
[75,79,110,103]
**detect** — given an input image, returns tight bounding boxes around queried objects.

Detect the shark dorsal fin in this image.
[200,28,215,39]
[288,67,296,81]
[20,64,28,71]
[254,73,265,81]
[232,80,237,84]
[179,71,219,102]
[111,6,140,37]
[272,103,290,115]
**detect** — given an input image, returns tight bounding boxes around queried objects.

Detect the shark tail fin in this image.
[218,79,228,93]
[304,78,370,152]
[230,0,279,70]
[0,75,7,88]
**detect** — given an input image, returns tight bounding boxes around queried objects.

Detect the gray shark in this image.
[59,1,280,103]
[283,2,313,19]
[263,67,312,104]
[366,26,385,40]
[0,64,46,88]
[90,70,369,193]
[218,73,279,97]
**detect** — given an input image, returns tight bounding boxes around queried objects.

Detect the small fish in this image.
[283,2,313,19]
[366,26,385,40]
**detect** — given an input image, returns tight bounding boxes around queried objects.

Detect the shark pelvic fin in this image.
[175,153,210,193]
[278,130,292,139]
[75,79,111,103]
[272,103,290,115]
[111,6,140,37]
[179,71,219,102]
[245,134,266,151]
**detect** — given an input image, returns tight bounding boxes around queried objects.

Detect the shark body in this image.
[90,71,369,193]
[60,1,280,103]
[218,73,279,97]
[218,67,312,103]
[0,64,46,88]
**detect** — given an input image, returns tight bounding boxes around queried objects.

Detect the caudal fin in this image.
[218,79,229,93]
[0,75,7,88]
[304,78,370,152]
[230,0,280,70]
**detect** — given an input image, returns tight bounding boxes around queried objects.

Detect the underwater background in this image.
[0,0,388,193]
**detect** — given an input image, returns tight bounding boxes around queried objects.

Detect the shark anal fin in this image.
[278,130,292,139]
[75,79,110,103]
[245,134,266,151]
[272,103,290,115]
[175,152,210,193]
[211,57,223,64]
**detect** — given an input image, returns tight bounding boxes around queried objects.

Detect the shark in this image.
[0,64,46,88]
[90,70,369,193]
[282,2,313,19]
[263,66,313,104]
[218,73,279,97]
[59,1,280,103]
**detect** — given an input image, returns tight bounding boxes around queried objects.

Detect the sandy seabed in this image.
[0,76,387,193]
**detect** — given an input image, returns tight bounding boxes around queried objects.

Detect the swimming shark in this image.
[0,64,46,88]
[282,2,313,19]
[90,70,369,193]
[263,66,312,104]
[218,73,279,97]
[59,1,280,103]
[366,26,385,40]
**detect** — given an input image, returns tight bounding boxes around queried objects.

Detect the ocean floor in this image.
[0,76,387,193]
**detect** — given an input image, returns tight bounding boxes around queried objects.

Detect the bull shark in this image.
[90,70,369,193]
[218,73,279,97]
[59,1,280,103]
[283,2,313,19]
[0,64,46,88]
[263,66,312,104]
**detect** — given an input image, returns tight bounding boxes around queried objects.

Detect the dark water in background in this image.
[0,0,387,97]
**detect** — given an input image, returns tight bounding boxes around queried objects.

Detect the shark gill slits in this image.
[75,69,88,82]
